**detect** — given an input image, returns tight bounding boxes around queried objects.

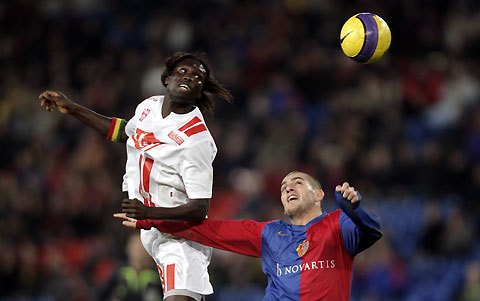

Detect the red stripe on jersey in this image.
[178,116,201,132]
[184,124,207,137]
[143,157,154,207]
[142,157,153,194]
[157,265,166,292]
[299,210,354,301]
[166,264,175,291]
[139,155,155,207]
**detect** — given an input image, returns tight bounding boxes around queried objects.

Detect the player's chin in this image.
[173,90,198,102]
[284,206,297,216]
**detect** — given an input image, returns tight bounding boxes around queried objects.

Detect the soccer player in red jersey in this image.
[39,52,233,301]
[115,171,382,301]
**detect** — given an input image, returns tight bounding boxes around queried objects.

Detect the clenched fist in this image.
[39,90,74,114]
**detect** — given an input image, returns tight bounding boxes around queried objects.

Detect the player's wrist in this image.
[335,191,361,211]
[65,102,83,115]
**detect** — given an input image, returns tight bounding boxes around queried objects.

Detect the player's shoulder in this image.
[175,109,214,145]
[315,210,343,229]
[323,209,342,222]
[136,95,163,108]
[146,95,164,103]
[327,209,342,217]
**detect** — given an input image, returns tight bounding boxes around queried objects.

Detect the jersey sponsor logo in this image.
[178,116,207,137]
[276,260,336,277]
[296,240,309,257]
[139,108,151,121]
[277,231,288,236]
[168,131,185,145]
[133,128,164,151]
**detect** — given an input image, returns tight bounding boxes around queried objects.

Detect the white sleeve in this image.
[179,140,217,199]
[125,100,146,137]
[125,114,137,138]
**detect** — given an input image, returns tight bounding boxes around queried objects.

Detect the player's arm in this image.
[114,213,268,258]
[121,198,209,221]
[39,90,128,143]
[335,182,383,255]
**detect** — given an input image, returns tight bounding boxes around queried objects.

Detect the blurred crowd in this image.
[1,0,480,300]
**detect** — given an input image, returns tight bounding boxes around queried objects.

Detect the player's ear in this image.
[164,76,170,86]
[314,189,325,203]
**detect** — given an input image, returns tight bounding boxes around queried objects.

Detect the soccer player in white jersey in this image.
[39,52,234,301]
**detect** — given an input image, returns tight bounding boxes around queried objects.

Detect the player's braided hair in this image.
[161,52,234,115]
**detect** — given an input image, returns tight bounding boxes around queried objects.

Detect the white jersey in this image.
[122,95,216,295]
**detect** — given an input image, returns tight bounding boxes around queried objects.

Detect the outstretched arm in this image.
[114,213,269,258]
[39,90,128,143]
[121,198,210,221]
[335,182,383,255]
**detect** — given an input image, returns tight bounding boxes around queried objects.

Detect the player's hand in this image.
[122,198,149,220]
[39,90,74,114]
[335,182,360,204]
[113,213,137,228]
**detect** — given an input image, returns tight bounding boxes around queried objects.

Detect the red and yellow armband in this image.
[107,117,126,142]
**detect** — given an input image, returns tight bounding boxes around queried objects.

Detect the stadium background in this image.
[1,0,479,300]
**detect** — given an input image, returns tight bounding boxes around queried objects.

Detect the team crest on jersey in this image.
[133,128,164,151]
[296,240,309,257]
[139,108,151,121]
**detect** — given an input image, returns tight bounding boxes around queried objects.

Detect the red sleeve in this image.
[137,218,270,258]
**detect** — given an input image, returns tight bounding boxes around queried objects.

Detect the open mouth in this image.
[288,195,298,202]
[178,83,190,91]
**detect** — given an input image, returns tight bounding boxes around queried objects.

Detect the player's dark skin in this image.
[39,59,210,225]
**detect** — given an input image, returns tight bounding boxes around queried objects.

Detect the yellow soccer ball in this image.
[340,13,391,64]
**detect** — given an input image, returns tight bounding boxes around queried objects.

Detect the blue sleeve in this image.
[336,191,383,256]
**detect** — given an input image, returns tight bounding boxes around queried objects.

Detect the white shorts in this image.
[140,228,214,296]
[163,289,203,301]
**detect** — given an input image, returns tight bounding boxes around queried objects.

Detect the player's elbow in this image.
[190,198,209,221]
[372,220,383,241]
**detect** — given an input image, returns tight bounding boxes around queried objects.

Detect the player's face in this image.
[165,58,206,103]
[280,172,321,217]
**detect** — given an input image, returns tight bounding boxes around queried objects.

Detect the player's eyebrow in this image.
[178,62,206,74]
[281,176,305,187]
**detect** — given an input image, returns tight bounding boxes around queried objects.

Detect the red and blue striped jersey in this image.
[137,192,382,300]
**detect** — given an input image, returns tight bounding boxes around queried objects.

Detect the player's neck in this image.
[162,94,195,118]
[290,210,323,226]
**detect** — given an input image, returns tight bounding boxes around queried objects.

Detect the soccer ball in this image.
[340,13,391,64]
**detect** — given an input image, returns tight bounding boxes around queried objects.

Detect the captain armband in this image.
[107,117,126,142]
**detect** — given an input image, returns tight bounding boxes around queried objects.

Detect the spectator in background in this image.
[461,260,480,300]
[100,233,162,301]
